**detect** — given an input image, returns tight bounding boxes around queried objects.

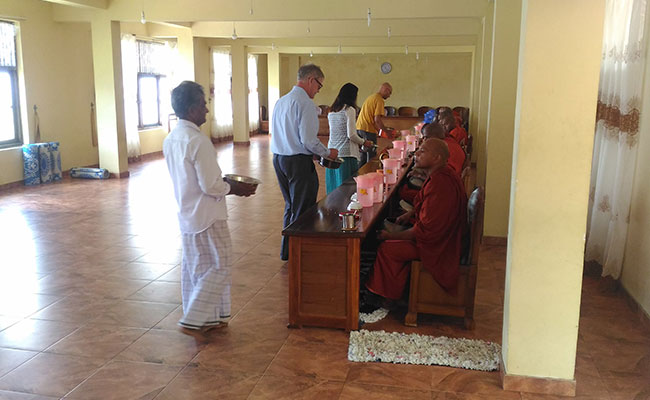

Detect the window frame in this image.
[136,72,163,129]
[0,21,22,149]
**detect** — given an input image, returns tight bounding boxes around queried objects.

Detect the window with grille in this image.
[0,21,22,148]
[136,40,167,129]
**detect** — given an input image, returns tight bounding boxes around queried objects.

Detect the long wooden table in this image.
[317,115,422,136]
[283,158,412,331]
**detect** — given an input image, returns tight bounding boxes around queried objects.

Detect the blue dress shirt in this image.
[270,86,329,157]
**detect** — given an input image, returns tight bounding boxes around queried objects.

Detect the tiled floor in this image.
[0,135,648,399]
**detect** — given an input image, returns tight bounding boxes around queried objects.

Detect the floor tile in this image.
[346,362,434,391]
[0,317,21,333]
[0,294,62,318]
[0,352,103,397]
[64,360,181,400]
[0,349,37,379]
[191,333,285,374]
[116,328,206,365]
[265,340,351,381]
[90,300,177,328]
[248,374,344,399]
[339,382,433,400]
[45,324,146,361]
[0,319,78,351]
[109,262,175,281]
[155,365,260,400]
[29,295,117,323]
[127,281,181,304]
[0,390,58,399]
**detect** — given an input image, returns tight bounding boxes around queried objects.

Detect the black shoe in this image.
[359,303,380,314]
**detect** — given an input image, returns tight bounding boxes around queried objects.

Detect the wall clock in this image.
[380,62,392,74]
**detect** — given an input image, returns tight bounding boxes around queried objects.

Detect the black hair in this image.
[330,83,358,113]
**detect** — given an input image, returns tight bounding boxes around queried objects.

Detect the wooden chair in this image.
[404,186,484,329]
[417,106,433,117]
[384,106,397,116]
[398,106,417,117]
[259,105,269,133]
[318,105,330,115]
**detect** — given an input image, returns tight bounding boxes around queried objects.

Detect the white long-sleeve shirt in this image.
[163,119,230,234]
[270,86,330,157]
[327,106,365,160]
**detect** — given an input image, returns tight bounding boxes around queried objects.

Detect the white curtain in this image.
[211,48,233,139]
[121,34,140,160]
[248,54,260,133]
[585,0,647,279]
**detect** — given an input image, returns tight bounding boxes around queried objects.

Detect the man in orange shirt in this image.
[356,82,392,166]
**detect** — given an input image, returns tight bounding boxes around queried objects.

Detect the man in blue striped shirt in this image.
[271,64,338,260]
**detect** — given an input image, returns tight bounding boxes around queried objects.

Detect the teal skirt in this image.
[326,157,359,194]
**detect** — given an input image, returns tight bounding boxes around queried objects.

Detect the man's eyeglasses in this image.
[314,78,323,89]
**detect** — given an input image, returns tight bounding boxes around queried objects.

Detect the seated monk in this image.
[427,119,465,175]
[440,114,468,148]
[398,122,464,205]
[365,138,467,303]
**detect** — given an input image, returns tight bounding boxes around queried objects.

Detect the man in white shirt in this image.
[163,81,255,337]
[271,64,338,260]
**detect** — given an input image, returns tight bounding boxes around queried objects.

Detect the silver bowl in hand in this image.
[319,156,344,169]
[224,174,262,188]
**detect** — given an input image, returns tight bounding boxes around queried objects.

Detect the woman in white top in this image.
[326,83,372,193]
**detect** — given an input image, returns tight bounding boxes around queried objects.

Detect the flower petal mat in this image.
[359,307,389,324]
[348,329,501,371]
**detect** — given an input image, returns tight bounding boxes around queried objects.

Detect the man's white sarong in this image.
[179,220,232,329]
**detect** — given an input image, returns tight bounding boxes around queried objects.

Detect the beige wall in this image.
[306,53,472,110]
[0,0,97,186]
[621,11,650,317]
[280,54,300,97]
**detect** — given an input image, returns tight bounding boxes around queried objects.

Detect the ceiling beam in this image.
[42,0,107,9]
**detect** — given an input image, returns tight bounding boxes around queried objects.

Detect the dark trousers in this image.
[358,130,377,168]
[273,154,319,260]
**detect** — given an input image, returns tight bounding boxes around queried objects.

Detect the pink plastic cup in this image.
[381,158,400,184]
[353,174,375,207]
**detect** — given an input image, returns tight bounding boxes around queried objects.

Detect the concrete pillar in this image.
[90,18,128,177]
[483,0,522,238]
[231,41,249,144]
[475,1,494,187]
[501,0,605,396]
[267,50,280,135]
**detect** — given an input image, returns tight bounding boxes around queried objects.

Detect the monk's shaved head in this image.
[437,106,452,115]
[439,115,455,134]
[424,138,449,163]
[422,122,445,140]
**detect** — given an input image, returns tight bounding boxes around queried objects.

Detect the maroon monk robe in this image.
[449,126,468,147]
[444,137,465,175]
[366,165,467,299]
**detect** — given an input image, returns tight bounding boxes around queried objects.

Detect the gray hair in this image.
[297,64,324,82]
[171,81,205,119]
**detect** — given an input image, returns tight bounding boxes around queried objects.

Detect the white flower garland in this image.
[359,307,389,324]
[348,329,501,371]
